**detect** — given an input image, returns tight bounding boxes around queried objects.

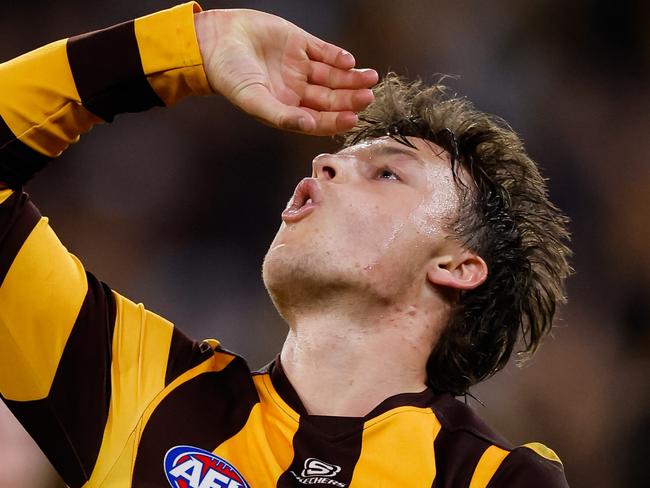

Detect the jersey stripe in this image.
[485,447,567,487]
[236,374,301,482]
[66,20,164,122]
[2,272,116,488]
[212,377,302,488]
[350,406,440,487]
[164,327,216,385]
[85,292,175,486]
[276,416,363,488]
[431,428,493,487]
[522,442,562,464]
[0,217,88,401]
[0,189,12,204]
[0,113,14,148]
[0,191,40,286]
[469,445,509,488]
[0,116,50,187]
[132,353,260,487]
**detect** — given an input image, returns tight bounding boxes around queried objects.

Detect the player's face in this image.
[263,136,462,309]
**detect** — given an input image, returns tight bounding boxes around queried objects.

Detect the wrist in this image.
[194,10,220,92]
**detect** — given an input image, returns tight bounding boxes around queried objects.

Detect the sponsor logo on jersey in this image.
[291,458,346,486]
[164,445,250,488]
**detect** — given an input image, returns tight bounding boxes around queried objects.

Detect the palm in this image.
[196,9,378,135]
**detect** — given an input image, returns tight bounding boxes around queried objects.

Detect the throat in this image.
[278,320,431,417]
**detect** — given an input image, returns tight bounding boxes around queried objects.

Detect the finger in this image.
[305,34,356,69]
[302,85,374,112]
[308,62,379,90]
[237,84,316,133]
[299,107,359,136]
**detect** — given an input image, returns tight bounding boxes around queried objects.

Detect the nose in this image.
[312,153,342,181]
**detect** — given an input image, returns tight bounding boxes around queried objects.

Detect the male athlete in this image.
[0,2,571,487]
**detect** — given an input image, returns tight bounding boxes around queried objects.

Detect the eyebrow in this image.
[369,145,425,165]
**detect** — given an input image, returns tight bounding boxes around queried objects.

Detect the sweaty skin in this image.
[194,8,378,135]
[263,136,487,416]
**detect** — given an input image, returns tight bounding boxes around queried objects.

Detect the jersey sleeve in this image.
[484,444,569,487]
[0,4,214,488]
[0,1,211,189]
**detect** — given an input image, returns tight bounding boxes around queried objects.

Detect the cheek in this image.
[412,176,459,238]
[335,197,408,254]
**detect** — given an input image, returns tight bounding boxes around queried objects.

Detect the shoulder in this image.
[431,393,513,449]
[430,394,569,487]
[488,444,568,487]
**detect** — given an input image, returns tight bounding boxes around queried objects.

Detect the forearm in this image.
[0,1,211,189]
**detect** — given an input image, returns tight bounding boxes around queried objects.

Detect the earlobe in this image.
[427,253,488,291]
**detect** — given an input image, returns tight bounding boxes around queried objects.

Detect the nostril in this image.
[323,166,336,179]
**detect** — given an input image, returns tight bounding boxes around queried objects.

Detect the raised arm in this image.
[0,3,376,486]
[0,2,212,188]
[0,2,376,189]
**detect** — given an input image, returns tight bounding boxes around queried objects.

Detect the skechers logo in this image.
[302,458,341,478]
[164,445,250,488]
[291,458,346,486]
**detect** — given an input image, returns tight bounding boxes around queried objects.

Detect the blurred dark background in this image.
[1,0,649,486]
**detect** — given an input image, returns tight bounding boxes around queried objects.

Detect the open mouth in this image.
[282,178,322,223]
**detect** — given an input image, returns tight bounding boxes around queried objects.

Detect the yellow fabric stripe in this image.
[258,372,301,422]
[0,1,210,158]
[469,445,510,488]
[87,292,175,485]
[349,406,440,487]
[214,379,300,486]
[0,189,13,204]
[523,442,563,465]
[90,351,234,486]
[135,1,213,106]
[0,38,98,157]
[0,217,87,401]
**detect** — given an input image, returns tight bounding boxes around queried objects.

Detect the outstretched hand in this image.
[195,9,378,136]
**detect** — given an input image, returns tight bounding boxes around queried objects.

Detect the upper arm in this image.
[0,2,211,189]
[0,190,199,487]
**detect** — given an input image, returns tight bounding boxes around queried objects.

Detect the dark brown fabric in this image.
[66,20,164,122]
[132,357,260,488]
[431,394,512,449]
[431,428,492,488]
[164,327,215,386]
[269,356,309,416]
[2,274,117,488]
[0,117,50,187]
[0,191,41,286]
[276,415,364,488]
[486,447,569,487]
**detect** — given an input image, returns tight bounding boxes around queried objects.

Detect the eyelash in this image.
[377,168,400,181]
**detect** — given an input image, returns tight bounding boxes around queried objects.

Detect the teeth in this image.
[305,198,313,205]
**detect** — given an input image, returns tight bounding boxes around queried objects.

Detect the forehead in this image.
[338,136,452,168]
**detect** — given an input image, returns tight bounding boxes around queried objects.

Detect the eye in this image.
[377,168,400,181]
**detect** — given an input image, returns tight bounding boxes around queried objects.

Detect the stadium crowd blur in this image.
[1,0,648,486]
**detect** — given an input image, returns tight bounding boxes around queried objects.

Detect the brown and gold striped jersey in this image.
[0,2,569,487]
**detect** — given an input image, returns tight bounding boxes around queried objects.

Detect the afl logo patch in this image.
[164,445,250,488]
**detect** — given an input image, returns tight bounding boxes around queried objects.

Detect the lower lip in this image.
[281,202,317,223]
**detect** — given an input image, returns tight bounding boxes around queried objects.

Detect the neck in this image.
[279,297,447,417]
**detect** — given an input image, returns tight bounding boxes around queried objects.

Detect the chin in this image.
[262,241,352,315]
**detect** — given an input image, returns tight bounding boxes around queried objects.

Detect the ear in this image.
[426,252,488,291]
